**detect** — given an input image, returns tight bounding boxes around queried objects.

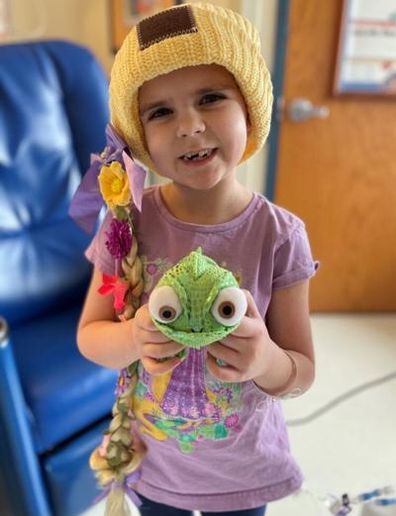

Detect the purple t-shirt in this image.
[86,185,317,512]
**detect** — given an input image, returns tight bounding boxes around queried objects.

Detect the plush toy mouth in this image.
[153,321,235,348]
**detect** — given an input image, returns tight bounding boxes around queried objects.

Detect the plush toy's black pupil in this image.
[160,306,175,320]
[219,302,235,318]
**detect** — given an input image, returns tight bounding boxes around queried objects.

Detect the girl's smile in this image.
[179,147,217,166]
[180,147,216,162]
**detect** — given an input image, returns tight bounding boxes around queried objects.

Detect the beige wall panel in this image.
[9,0,113,72]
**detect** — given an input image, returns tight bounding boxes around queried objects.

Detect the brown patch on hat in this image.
[137,5,198,51]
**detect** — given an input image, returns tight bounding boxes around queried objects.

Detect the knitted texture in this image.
[149,248,246,347]
[110,2,273,172]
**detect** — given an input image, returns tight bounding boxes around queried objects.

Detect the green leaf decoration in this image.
[114,206,129,220]
[180,442,194,453]
[199,426,215,439]
[214,424,228,439]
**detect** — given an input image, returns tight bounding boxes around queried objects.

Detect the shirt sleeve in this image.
[85,210,116,275]
[272,222,318,290]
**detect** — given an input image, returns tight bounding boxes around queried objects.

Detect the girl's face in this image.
[139,64,249,192]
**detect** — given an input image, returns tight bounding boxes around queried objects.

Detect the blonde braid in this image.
[120,237,145,320]
[90,227,146,513]
[89,364,145,486]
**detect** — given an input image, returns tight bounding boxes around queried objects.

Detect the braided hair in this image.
[90,161,147,515]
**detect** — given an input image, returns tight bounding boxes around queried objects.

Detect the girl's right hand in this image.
[131,304,185,375]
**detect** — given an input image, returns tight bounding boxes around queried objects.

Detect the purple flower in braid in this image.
[105,218,133,259]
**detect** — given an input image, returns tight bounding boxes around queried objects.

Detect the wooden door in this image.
[274,0,396,311]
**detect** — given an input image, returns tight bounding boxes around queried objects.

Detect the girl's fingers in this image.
[135,305,162,331]
[208,341,239,363]
[217,334,245,350]
[144,341,185,359]
[206,353,240,383]
[230,291,265,338]
[243,290,262,317]
[141,329,173,343]
[142,355,181,376]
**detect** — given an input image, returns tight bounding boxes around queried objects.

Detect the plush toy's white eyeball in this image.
[211,287,247,326]
[148,285,182,324]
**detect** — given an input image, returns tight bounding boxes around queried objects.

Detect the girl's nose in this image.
[176,111,205,138]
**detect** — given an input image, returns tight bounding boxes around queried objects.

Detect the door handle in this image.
[285,98,330,122]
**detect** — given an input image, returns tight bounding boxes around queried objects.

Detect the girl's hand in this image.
[131,304,185,375]
[206,290,273,383]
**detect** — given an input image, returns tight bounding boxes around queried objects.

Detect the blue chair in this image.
[0,40,118,515]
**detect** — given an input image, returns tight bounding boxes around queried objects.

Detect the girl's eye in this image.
[200,93,226,105]
[148,107,172,120]
[149,286,182,324]
[211,287,247,327]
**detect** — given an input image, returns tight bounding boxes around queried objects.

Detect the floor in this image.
[268,314,396,516]
[81,313,396,515]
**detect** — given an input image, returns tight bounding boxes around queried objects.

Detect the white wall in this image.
[238,0,277,194]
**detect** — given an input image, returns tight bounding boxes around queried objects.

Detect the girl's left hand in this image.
[206,290,274,383]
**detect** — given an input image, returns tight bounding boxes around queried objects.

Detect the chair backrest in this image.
[0,40,109,325]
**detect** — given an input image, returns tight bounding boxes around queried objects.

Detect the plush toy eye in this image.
[211,287,247,326]
[148,285,182,324]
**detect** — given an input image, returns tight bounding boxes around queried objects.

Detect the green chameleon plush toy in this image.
[148,247,247,348]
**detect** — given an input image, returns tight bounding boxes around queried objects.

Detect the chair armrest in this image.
[0,317,51,515]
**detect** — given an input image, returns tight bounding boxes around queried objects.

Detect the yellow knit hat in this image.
[109,2,273,172]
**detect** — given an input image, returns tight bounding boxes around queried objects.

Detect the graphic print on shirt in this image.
[132,255,244,453]
[133,354,242,453]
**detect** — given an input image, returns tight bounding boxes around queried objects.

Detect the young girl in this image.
[74,3,317,515]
